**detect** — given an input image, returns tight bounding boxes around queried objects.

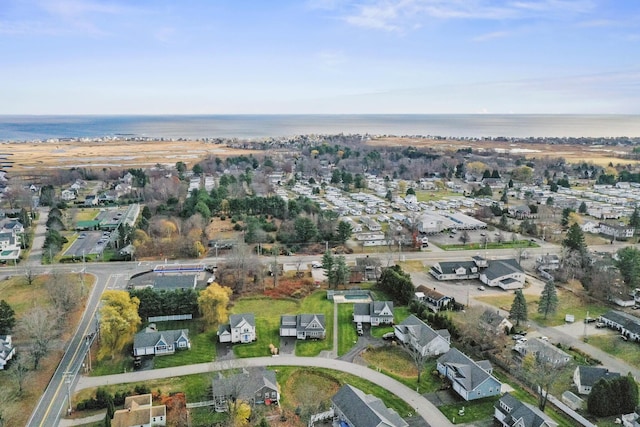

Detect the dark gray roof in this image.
[298,314,325,331]
[495,392,556,427]
[280,315,297,327]
[481,309,509,327]
[434,260,477,274]
[133,328,188,349]
[398,314,445,347]
[577,366,620,387]
[437,348,500,393]
[483,259,523,281]
[332,384,408,427]
[152,274,197,290]
[601,310,640,335]
[371,301,393,316]
[229,313,255,328]
[354,303,371,317]
[212,368,278,401]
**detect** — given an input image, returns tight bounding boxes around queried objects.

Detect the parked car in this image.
[207,276,216,284]
[512,334,524,341]
[584,317,596,324]
[477,286,485,291]
[311,261,322,269]
[382,332,395,340]
[595,322,606,328]
[356,322,363,336]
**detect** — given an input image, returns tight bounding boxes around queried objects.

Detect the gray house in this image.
[573,366,620,395]
[437,348,502,401]
[279,314,326,340]
[0,335,15,370]
[352,301,394,326]
[393,314,450,357]
[513,338,571,366]
[211,368,279,412]
[494,393,558,427]
[133,325,190,356]
[599,310,640,341]
[331,384,408,427]
[217,313,256,344]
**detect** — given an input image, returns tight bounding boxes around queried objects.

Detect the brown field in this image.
[1,137,636,178]
[0,140,260,175]
[366,136,638,167]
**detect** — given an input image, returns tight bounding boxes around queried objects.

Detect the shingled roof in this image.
[332,384,408,427]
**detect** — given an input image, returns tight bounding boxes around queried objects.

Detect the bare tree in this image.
[45,272,82,315]
[8,358,29,395]
[17,306,61,369]
[459,230,470,246]
[519,353,571,411]
[23,267,38,287]
[400,343,432,385]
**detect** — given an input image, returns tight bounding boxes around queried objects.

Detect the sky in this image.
[1,0,639,115]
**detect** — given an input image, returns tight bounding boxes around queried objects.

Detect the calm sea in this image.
[0,114,639,141]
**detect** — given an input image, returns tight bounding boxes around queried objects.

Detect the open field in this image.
[3,137,636,177]
[365,137,639,167]
[1,140,260,174]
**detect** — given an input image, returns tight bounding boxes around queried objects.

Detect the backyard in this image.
[475,286,609,327]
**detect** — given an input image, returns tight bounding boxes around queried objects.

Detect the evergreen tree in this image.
[509,289,528,327]
[336,220,353,244]
[538,281,558,319]
[562,223,587,253]
[578,201,588,214]
[0,300,16,334]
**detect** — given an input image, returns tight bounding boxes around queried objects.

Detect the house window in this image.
[271,391,276,398]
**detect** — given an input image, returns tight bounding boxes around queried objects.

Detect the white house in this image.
[217,313,256,344]
[394,315,450,357]
[111,394,166,427]
[0,335,15,370]
[573,366,620,395]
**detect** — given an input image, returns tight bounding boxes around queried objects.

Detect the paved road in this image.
[76,356,454,427]
[16,225,630,426]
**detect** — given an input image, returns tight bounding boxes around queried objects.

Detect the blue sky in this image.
[1,0,638,114]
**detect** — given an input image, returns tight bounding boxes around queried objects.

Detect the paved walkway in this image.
[59,412,106,427]
[76,356,454,427]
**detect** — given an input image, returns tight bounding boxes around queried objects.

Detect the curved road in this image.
[19,230,630,426]
[76,356,453,427]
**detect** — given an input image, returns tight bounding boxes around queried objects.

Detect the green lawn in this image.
[275,366,413,417]
[437,240,539,251]
[439,396,499,424]
[476,288,609,327]
[415,190,459,202]
[296,291,334,356]
[586,335,640,368]
[361,346,444,394]
[338,303,358,356]
[153,321,217,369]
[230,297,299,358]
[229,292,334,357]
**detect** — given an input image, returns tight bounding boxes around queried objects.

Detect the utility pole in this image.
[584,310,589,341]
[64,371,73,415]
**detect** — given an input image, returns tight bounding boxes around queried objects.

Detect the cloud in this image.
[472,30,511,42]
[337,0,596,31]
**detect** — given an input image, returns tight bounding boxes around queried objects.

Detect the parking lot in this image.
[64,230,112,257]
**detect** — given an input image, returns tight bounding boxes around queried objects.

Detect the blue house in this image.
[437,348,502,401]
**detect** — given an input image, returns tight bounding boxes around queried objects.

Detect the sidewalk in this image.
[60,412,105,427]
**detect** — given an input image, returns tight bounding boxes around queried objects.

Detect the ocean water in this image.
[0,114,638,141]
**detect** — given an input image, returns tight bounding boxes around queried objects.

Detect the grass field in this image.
[586,335,640,368]
[475,287,609,327]
[295,291,334,356]
[153,320,217,369]
[396,260,425,273]
[275,366,413,418]
[0,273,93,427]
[439,396,499,424]
[337,303,357,356]
[361,346,443,394]
[230,297,298,358]
[229,292,334,357]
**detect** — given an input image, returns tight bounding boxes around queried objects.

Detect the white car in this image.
[311,261,322,269]
[207,276,216,284]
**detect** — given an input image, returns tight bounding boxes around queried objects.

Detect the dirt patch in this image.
[264,277,316,299]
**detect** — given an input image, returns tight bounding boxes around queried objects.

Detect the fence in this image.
[148,314,193,322]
